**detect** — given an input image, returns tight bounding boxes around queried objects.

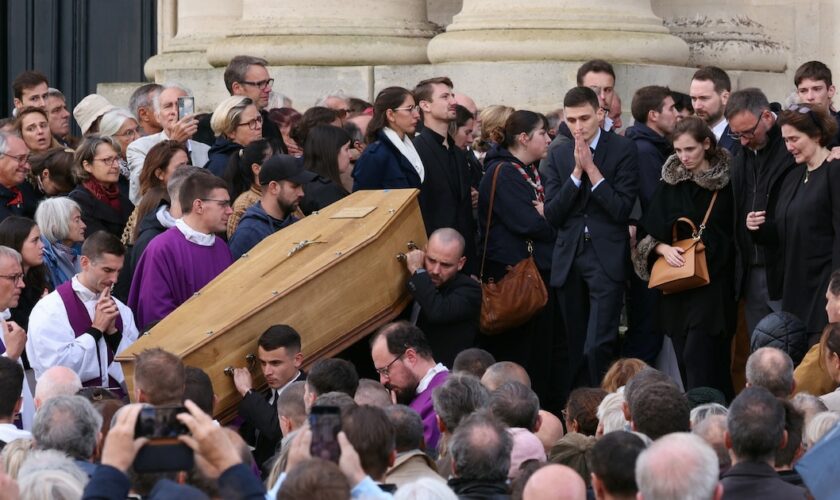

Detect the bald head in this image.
[454,93,478,116]
[745,347,794,397]
[523,464,586,500]
[481,361,531,391]
[428,228,466,257]
[635,433,721,500]
[34,366,82,408]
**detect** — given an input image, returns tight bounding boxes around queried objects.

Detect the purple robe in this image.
[128,227,233,329]
[410,370,449,452]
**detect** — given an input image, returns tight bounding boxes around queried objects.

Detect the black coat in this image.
[352,130,422,190]
[300,174,347,215]
[206,136,242,177]
[543,129,639,286]
[195,108,287,152]
[113,205,168,302]
[624,122,673,211]
[720,462,807,500]
[477,148,555,272]
[68,185,134,239]
[408,270,481,368]
[0,181,41,223]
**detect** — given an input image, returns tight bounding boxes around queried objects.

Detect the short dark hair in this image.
[727,387,785,462]
[223,55,269,94]
[724,88,770,121]
[453,348,496,379]
[631,86,672,124]
[795,60,833,87]
[576,60,615,86]
[371,321,434,360]
[489,381,540,430]
[413,76,454,104]
[258,325,302,353]
[183,366,214,415]
[566,387,607,436]
[431,373,490,432]
[134,348,186,405]
[178,171,229,214]
[589,431,646,497]
[341,405,395,480]
[384,405,425,452]
[624,368,673,409]
[829,269,840,297]
[692,66,732,93]
[449,411,512,482]
[278,458,350,500]
[671,91,693,114]
[629,382,690,440]
[776,399,804,468]
[81,231,126,260]
[307,358,359,398]
[777,103,838,147]
[0,357,24,418]
[290,107,340,146]
[12,70,48,100]
[564,86,600,112]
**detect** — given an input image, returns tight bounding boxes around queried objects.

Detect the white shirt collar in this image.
[156,205,177,229]
[711,118,728,141]
[273,370,301,400]
[175,219,216,247]
[589,128,603,151]
[416,363,448,394]
[603,116,614,132]
[71,275,100,302]
[0,309,9,321]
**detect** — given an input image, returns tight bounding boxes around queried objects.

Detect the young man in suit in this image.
[543,86,639,389]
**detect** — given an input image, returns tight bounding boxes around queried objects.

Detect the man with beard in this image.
[370,321,448,451]
[690,66,739,153]
[229,154,309,259]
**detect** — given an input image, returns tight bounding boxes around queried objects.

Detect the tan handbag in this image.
[479,163,549,335]
[648,191,717,295]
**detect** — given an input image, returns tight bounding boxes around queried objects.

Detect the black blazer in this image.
[408,270,481,368]
[68,185,134,239]
[720,461,807,500]
[543,129,639,286]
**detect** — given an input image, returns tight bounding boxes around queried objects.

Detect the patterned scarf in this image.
[83,179,121,212]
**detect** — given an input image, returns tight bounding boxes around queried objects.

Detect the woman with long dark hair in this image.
[0,216,49,329]
[224,139,281,237]
[300,125,352,215]
[352,87,424,190]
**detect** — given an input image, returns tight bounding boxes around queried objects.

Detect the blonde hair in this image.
[210,95,253,137]
[477,105,515,150]
[0,438,34,479]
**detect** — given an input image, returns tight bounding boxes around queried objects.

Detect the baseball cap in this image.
[258,155,313,185]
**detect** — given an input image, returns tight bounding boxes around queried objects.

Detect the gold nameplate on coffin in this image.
[116,189,426,422]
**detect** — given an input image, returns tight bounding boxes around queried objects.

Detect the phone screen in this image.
[309,405,341,462]
[135,405,190,439]
[177,96,195,121]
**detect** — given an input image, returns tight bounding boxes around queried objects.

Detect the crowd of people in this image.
[0,53,839,498]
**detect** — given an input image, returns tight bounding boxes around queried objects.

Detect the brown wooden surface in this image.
[117,189,426,421]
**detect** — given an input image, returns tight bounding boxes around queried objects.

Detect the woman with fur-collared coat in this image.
[633,117,737,399]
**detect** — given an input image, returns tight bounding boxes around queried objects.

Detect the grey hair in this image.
[314,90,349,107]
[0,245,22,265]
[449,411,512,482]
[210,95,253,137]
[690,402,729,428]
[635,433,719,500]
[32,395,103,460]
[97,108,136,137]
[72,135,121,182]
[35,197,82,243]
[128,83,162,118]
[791,392,828,427]
[431,373,490,433]
[0,131,10,155]
[18,449,88,500]
[724,87,770,120]
[47,88,65,100]
[393,477,458,500]
[745,347,794,398]
[803,411,840,449]
[384,404,425,452]
[223,55,269,94]
[597,391,629,434]
[152,82,193,114]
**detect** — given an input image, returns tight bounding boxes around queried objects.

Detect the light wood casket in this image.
[116,189,426,421]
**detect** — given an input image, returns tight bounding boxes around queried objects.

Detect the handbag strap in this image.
[671,191,718,242]
[479,163,504,280]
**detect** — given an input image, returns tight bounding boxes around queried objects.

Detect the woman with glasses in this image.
[15,107,60,153]
[68,135,134,238]
[99,108,141,197]
[300,125,352,215]
[28,148,75,197]
[206,96,263,177]
[34,197,86,289]
[748,104,840,343]
[352,87,424,191]
[0,216,49,329]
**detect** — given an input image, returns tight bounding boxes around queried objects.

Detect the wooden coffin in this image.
[116,189,426,421]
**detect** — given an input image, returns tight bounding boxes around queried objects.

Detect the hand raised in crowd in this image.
[286,425,312,472]
[177,399,242,473]
[656,243,685,268]
[100,404,149,473]
[745,210,766,231]
[405,249,425,275]
[233,367,254,397]
[3,320,26,361]
[92,287,119,334]
[168,114,199,143]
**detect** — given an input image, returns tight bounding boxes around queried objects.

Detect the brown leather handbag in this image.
[648,191,717,295]
[478,163,549,335]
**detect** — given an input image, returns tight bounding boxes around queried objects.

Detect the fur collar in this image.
[661,148,731,191]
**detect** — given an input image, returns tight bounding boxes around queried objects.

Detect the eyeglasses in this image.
[200,198,232,208]
[239,78,274,90]
[0,152,30,166]
[728,112,763,140]
[375,349,407,377]
[393,105,419,113]
[237,116,264,131]
[115,127,142,139]
[0,273,24,284]
[94,156,120,166]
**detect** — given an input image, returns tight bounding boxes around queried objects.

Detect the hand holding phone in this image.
[177,96,195,121]
[135,405,190,439]
[309,405,341,462]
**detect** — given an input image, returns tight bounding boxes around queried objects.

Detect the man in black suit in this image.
[544,86,639,388]
[413,77,477,273]
[234,324,305,473]
[403,228,481,368]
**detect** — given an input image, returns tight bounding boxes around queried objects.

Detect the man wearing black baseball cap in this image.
[229,155,310,259]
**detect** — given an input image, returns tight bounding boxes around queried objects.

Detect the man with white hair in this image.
[635,433,722,500]
[125,82,210,203]
[33,366,82,409]
[315,91,351,124]
[523,463,586,500]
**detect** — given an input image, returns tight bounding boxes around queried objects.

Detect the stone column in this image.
[144,0,244,80]
[427,0,689,66]
[205,0,439,67]
[651,0,786,72]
